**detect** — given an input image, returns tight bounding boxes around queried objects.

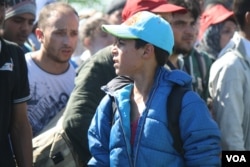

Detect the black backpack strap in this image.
[167,85,190,155]
[111,96,117,125]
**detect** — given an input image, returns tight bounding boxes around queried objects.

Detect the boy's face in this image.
[111,38,145,76]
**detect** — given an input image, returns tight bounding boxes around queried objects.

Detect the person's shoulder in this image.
[217,36,242,63]
[68,62,77,73]
[101,76,133,95]
[218,32,242,58]
[24,51,37,67]
[2,38,20,49]
[2,38,15,45]
[1,38,24,59]
[162,68,192,88]
[77,45,114,73]
[210,48,242,74]
[193,48,209,58]
[193,48,213,64]
[93,45,113,59]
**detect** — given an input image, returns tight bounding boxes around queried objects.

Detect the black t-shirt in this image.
[0,38,30,166]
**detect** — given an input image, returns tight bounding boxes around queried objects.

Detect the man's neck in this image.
[168,54,179,69]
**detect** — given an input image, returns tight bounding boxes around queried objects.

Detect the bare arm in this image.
[10,102,33,167]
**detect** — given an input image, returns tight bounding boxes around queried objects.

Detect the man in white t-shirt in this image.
[25,2,79,137]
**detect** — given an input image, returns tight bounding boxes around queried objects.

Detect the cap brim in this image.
[198,4,234,40]
[212,12,234,25]
[102,25,139,39]
[151,4,186,13]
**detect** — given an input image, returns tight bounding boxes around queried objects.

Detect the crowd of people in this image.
[1,0,250,166]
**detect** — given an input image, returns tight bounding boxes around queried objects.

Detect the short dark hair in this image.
[38,2,78,29]
[233,0,250,30]
[135,39,169,66]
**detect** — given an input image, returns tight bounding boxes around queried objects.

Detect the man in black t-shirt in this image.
[0,1,33,166]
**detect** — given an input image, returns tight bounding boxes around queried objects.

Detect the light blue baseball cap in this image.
[102,11,174,54]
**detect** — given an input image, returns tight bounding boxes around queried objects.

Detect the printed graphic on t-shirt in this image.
[27,82,69,136]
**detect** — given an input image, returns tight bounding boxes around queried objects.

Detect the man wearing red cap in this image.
[122,0,185,21]
[62,1,186,166]
[209,0,250,151]
[164,0,213,105]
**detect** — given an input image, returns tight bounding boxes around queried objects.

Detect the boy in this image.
[88,11,221,166]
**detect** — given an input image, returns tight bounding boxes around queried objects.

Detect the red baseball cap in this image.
[198,4,234,40]
[122,0,185,21]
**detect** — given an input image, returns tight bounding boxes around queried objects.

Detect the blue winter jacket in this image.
[88,67,221,167]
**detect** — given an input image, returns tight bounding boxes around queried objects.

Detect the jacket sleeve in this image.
[180,91,221,167]
[209,53,246,150]
[88,95,113,167]
[62,46,116,165]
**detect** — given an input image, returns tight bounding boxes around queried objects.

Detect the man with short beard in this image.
[25,2,78,136]
[167,0,213,103]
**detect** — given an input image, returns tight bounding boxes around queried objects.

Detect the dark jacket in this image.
[62,46,117,165]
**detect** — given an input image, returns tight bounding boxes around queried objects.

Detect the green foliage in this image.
[60,0,105,12]
[62,0,102,6]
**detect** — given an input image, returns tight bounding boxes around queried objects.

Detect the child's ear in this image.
[142,44,155,58]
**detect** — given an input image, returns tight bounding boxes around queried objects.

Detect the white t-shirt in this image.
[25,53,76,136]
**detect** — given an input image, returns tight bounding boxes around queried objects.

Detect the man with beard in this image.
[25,2,78,136]
[167,0,213,103]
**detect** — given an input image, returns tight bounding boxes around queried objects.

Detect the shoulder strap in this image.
[167,85,189,155]
[111,96,117,125]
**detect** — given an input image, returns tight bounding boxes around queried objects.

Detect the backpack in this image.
[32,110,82,167]
[112,84,190,155]
[167,85,189,155]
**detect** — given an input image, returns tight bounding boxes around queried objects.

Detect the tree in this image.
[63,0,102,6]
[58,0,105,11]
